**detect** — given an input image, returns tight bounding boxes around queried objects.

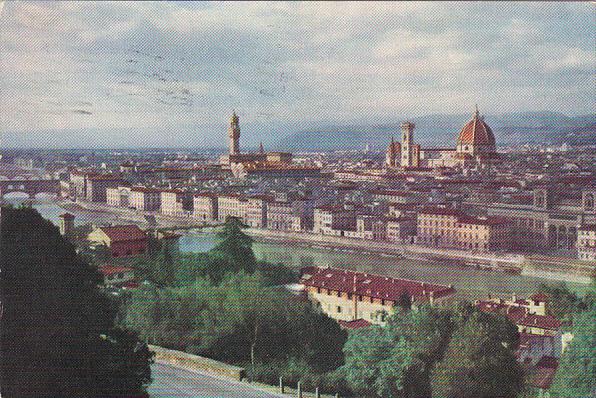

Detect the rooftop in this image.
[99,225,147,242]
[300,266,455,302]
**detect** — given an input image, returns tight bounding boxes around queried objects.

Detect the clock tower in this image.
[228,111,240,155]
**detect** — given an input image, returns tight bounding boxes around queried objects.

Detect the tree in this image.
[0,206,153,398]
[536,282,586,325]
[208,216,257,278]
[341,306,453,398]
[124,272,347,373]
[431,310,523,398]
[549,304,596,397]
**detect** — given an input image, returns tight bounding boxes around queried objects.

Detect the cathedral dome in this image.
[457,107,495,148]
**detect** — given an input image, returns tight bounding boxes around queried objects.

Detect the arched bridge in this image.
[0,179,61,199]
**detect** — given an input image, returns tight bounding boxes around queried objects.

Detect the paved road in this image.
[149,362,286,398]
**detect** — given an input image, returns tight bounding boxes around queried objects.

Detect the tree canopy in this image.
[431,309,523,398]
[124,272,346,373]
[549,291,595,397]
[341,306,453,398]
[0,206,153,398]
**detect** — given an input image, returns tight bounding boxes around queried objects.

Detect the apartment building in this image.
[129,187,162,212]
[106,185,131,207]
[160,189,193,217]
[193,193,218,222]
[313,204,357,236]
[217,194,248,223]
[416,207,510,251]
[577,224,596,261]
[300,266,455,324]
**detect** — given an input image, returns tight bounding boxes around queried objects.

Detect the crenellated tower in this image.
[400,121,415,167]
[228,111,241,155]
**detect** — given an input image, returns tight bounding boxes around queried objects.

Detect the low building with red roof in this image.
[525,356,559,395]
[300,266,455,324]
[88,224,148,258]
[338,319,372,330]
[99,265,135,287]
[475,293,572,359]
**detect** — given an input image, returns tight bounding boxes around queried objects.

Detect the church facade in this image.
[386,107,499,170]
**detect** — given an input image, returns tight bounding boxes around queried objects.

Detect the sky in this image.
[0,1,594,148]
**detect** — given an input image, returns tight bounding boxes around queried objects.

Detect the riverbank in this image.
[244,228,594,284]
[22,198,595,285]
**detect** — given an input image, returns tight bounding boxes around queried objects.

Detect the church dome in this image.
[457,107,495,148]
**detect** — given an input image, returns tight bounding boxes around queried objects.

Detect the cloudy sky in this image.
[0,1,594,148]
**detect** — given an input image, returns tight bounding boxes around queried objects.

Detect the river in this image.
[4,197,589,300]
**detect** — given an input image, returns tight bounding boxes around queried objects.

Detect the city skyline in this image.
[0,2,594,148]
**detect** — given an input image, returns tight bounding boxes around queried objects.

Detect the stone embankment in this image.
[61,200,594,283]
[149,345,246,381]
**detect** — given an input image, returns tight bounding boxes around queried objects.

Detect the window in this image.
[370,297,374,303]
[347,293,352,300]
[327,289,332,296]
[358,296,363,302]
[381,299,385,306]
[337,306,342,313]
[317,287,321,294]
[337,291,342,298]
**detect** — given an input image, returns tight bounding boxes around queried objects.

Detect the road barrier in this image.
[149,345,246,381]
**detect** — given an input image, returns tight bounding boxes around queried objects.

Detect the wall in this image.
[149,345,246,381]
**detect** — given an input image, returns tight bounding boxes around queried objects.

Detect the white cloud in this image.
[0,1,593,141]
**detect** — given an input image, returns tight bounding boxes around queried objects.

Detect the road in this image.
[149,362,287,398]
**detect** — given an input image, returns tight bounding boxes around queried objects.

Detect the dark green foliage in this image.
[536,282,587,326]
[124,272,347,374]
[132,217,296,287]
[256,260,298,286]
[340,304,523,398]
[431,309,523,398]
[208,216,257,279]
[549,294,596,397]
[0,206,153,398]
[341,306,453,398]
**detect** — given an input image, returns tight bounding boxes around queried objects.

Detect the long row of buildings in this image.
[65,171,596,259]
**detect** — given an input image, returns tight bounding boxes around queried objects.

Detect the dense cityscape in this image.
[1,2,595,398]
[2,107,595,397]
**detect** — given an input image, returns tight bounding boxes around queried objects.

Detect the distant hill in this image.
[277,112,596,150]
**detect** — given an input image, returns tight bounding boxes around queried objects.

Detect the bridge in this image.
[0,179,61,199]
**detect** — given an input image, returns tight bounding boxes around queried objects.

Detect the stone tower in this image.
[59,212,75,237]
[400,121,415,167]
[228,111,240,155]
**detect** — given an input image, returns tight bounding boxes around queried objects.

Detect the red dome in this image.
[457,108,495,147]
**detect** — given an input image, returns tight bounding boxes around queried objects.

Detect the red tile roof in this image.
[300,266,455,302]
[457,110,496,147]
[528,356,559,390]
[338,319,372,330]
[529,293,550,303]
[99,265,133,275]
[418,207,462,217]
[99,225,147,242]
[517,314,561,331]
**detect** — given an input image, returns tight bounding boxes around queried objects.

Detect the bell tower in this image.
[228,111,240,155]
[400,121,415,167]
